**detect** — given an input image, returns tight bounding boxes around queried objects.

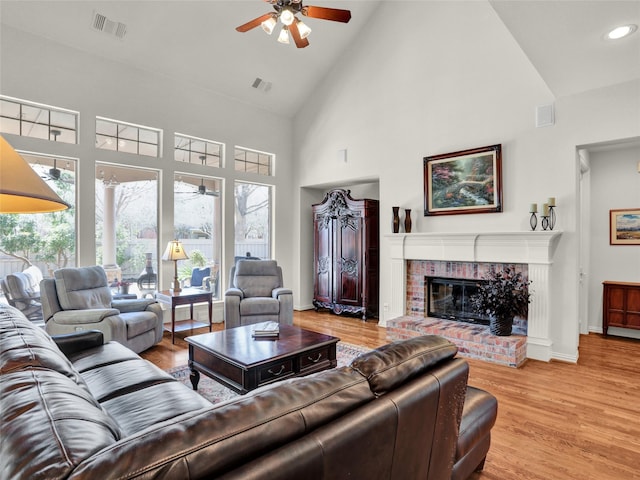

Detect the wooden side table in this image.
[155,288,213,344]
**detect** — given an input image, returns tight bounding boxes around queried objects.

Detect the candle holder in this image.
[529,212,538,231]
[541,216,550,231]
[549,206,556,230]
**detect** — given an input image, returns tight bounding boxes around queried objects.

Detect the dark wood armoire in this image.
[312,189,379,320]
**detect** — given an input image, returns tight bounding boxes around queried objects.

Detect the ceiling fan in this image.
[175,180,220,198]
[38,128,72,183]
[236,0,351,48]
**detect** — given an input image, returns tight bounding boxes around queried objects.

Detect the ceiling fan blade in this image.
[303,6,351,23]
[289,21,310,48]
[236,13,274,32]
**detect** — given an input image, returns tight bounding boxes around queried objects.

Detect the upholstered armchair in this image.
[40,265,164,353]
[224,259,293,329]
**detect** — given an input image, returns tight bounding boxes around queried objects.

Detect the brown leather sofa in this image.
[1,304,496,480]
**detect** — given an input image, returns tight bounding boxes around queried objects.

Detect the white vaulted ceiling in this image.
[1,1,638,118]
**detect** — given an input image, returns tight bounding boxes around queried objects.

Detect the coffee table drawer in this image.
[299,345,335,374]
[258,358,295,385]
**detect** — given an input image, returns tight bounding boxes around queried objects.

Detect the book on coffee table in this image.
[251,321,280,338]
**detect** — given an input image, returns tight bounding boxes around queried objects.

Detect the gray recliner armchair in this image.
[224,259,293,329]
[40,265,164,353]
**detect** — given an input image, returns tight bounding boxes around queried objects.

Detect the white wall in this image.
[0,26,295,318]
[587,145,640,338]
[292,1,640,361]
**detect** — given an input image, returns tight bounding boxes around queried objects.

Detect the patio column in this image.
[103,184,117,270]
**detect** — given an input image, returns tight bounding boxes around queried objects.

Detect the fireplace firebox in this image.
[427,277,490,325]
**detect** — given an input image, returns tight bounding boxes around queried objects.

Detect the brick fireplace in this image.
[385,231,562,365]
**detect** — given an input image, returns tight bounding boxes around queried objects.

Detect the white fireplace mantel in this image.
[385,231,563,362]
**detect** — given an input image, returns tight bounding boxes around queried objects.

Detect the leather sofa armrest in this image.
[52,330,104,356]
[112,298,156,313]
[226,287,244,298]
[272,287,292,298]
[53,308,120,324]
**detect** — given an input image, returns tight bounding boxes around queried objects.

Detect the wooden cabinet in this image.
[602,281,640,336]
[312,189,379,320]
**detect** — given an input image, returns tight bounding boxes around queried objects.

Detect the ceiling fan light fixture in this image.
[605,24,637,40]
[277,26,290,44]
[280,9,295,26]
[261,15,277,35]
[297,20,312,39]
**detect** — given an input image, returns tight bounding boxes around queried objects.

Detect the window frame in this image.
[0,95,79,144]
[175,133,223,168]
[95,116,162,158]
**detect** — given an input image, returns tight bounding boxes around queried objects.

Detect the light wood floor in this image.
[141,310,640,480]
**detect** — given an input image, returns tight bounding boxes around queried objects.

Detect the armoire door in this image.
[313,214,333,305]
[334,214,363,309]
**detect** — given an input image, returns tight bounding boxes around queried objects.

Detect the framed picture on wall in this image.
[610,208,640,245]
[423,144,503,216]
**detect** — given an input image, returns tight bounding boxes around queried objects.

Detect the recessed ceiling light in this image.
[605,24,637,40]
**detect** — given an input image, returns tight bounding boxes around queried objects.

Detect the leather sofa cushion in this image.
[0,309,87,387]
[350,335,458,395]
[102,381,213,436]
[70,366,375,479]
[67,340,141,373]
[1,369,122,480]
[54,265,113,310]
[239,297,280,315]
[76,353,176,403]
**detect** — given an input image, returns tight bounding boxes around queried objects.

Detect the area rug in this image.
[166,342,370,404]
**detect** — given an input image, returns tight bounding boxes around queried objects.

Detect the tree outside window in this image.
[234,181,271,260]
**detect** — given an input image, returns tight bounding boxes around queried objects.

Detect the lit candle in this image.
[542,203,549,216]
[529,203,538,213]
[548,197,556,207]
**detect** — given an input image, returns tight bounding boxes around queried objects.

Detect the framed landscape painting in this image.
[424,144,502,216]
[610,209,640,245]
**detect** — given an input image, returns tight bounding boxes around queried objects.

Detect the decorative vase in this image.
[489,315,513,336]
[119,284,130,295]
[392,207,400,233]
[404,209,412,233]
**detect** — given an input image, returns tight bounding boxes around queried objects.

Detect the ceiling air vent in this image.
[91,11,127,40]
[251,78,272,93]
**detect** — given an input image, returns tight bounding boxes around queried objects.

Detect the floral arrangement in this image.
[470,267,531,320]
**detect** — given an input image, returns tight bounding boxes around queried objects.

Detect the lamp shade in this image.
[0,135,70,213]
[162,240,189,261]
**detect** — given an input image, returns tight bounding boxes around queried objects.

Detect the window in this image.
[234,181,271,259]
[0,152,77,277]
[174,174,223,299]
[96,117,161,158]
[0,96,78,144]
[234,147,273,176]
[175,133,223,168]
[95,164,158,295]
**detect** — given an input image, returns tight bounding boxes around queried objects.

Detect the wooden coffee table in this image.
[186,324,339,394]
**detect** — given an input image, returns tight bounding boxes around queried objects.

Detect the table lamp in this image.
[0,135,69,213]
[162,240,189,293]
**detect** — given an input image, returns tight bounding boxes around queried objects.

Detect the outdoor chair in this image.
[1,265,44,325]
[40,265,164,353]
[224,259,293,329]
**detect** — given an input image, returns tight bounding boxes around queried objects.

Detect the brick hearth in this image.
[387,315,527,368]
[386,231,563,362]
